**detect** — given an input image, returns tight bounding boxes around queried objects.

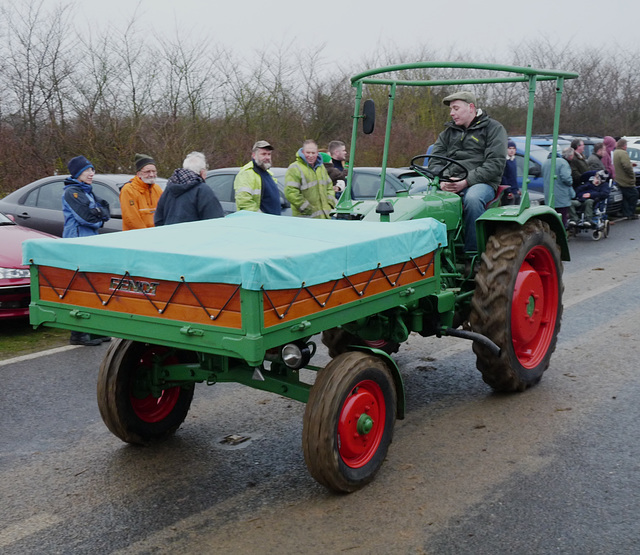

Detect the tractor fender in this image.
[476,205,570,261]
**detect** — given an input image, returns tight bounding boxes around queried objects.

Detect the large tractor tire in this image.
[302,351,396,493]
[321,328,400,359]
[469,219,563,392]
[97,339,197,444]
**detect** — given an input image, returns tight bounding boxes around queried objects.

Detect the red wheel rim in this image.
[130,347,181,423]
[510,245,559,368]
[337,379,386,468]
[363,339,390,349]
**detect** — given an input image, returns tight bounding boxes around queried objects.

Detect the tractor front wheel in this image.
[470,219,563,392]
[302,351,396,492]
[97,339,196,444]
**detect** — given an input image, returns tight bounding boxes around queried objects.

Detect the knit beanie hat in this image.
[135,153,156,172]
[508,140,517,149]
[67,156,94,179]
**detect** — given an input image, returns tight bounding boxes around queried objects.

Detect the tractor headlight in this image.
[281,342,312,370]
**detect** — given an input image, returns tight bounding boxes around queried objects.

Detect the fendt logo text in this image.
[109,277,159,296]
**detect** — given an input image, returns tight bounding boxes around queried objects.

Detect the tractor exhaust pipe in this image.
[442,328,501,358]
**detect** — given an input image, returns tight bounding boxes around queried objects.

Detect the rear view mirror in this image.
[529,166,541,178]
[362,99,375,134]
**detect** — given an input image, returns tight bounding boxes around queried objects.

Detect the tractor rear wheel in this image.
[302,351,396,492]
[470,219,563,392]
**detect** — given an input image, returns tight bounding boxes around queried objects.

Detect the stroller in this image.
[567,170,611,241]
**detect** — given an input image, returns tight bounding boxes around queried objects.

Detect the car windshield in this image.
[351,169,432,199]
[398,173,432,193]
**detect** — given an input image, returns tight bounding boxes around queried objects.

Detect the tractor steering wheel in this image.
[410,154,469,183]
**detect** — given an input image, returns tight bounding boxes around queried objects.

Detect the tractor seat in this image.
[487,185,510,209]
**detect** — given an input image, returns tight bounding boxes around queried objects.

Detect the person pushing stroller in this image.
[569,169,609,228]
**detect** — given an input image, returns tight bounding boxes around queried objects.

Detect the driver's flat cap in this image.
[442,91,476,106]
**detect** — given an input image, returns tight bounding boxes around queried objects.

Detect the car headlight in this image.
[0,268,30,279]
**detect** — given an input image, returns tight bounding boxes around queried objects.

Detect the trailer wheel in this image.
[321,328,400,358]
[470,219,563,392]
[97,339,196,444]
[303,351,396,492]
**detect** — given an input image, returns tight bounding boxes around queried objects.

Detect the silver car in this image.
[0,174,167,236]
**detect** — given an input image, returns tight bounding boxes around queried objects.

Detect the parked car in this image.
[348,167,432,199]
[626,145,640,185]
[0,174,168,236]
[205,167,291,216]
[509,134,571,153]
[0,212,56,319]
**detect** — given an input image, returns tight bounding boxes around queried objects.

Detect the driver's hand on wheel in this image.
[440,179,468,193]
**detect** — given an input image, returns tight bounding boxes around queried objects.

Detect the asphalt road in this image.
[1,218,640,554]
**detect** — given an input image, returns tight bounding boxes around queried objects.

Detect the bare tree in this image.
[0,0,74,180]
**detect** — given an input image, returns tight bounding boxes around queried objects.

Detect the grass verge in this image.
[0,318,69,361]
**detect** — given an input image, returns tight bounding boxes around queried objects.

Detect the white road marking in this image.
[0,345,79,367]
[0,513,63,548]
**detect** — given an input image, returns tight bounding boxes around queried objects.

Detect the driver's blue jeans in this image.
[461,183,495,252]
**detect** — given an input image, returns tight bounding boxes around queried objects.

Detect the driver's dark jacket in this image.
[430,110,507,191]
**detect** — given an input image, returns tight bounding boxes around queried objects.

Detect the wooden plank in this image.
[262,253,435,327]
[37,266,242,329]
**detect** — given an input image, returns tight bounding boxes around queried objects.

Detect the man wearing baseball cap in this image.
[430,90,508,252]
[233,140,282,215]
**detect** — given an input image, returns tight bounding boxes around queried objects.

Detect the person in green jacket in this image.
[613,138,639,220]
[429,91,507,252]
[234,140,282,215]
[284,139,336,218]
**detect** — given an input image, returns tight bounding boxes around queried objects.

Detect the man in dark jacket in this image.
[324,140,348,198]
[154,151,224,226]
[587,142,606,172]
[569,139,589,188]
[501,140,519,204]
[430,91,507,252]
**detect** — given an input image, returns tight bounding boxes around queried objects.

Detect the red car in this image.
[0,212,56,319]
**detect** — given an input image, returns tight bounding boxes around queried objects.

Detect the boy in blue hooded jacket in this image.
[62,155,110,238]
[62,155,111,345]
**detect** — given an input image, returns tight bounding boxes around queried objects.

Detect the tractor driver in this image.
[429,91,508,252]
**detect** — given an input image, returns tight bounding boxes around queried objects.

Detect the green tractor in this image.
[25,62,578,494]
[325,61,577,393]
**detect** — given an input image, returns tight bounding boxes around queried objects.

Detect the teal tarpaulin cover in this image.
[23,211,446,291]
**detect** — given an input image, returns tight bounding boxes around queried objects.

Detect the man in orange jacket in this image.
[120,153,163,230]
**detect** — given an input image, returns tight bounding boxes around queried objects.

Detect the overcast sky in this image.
[37,0,639,74]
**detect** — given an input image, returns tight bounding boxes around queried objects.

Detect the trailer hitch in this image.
[440,327,501,358]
